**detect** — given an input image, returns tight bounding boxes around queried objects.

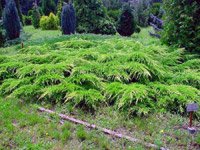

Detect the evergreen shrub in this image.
[61,3,76,35]
[117,3,136,36]
[32,4,41,29]
[162,0,200,53]
[23,15,32,25]
[40,13,59,30]
[3,0,21,40]
[74,0,116,35]
[42,0,56,16]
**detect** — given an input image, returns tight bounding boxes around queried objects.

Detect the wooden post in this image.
[21,42,24,48]
[189,111,193,127]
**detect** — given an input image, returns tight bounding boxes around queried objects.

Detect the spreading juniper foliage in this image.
[2,0,21,40]
[61,2,76,35]
[117,3,136,36]
[32,3,41,29]
[0,33,199,116]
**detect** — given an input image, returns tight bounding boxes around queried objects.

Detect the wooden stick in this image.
[21,42,24,48]
[189,112,193,127]
[38,107,168,150]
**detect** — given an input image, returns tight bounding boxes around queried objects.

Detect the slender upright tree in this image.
[3,0,21,40]
[61,2,76,34]
[32,1,41,29]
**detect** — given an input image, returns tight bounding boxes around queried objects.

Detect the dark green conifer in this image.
[3,0,21,40]
[117,3,136,36]
[61,2,76,34]
[42,0,56,16]
[32,2,41,29]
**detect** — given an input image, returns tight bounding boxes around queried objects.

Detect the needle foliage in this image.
[0,33,199,117]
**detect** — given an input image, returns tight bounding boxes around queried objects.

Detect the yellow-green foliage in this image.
[0,35,199,116]
[40,13,59,30]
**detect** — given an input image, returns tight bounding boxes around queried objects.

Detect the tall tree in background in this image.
[42,0,56,15]
[61,2,76,34]
[32,2,41,29]
[117,3,136,36]
[74,0,116,35]
[162,0,200,53]
[0,0,2,18]
[102,0,121,9]
[3,0,21,40]
[136,0,150,27]
[14,0,23,24]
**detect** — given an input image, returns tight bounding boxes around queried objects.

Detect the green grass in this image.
[0,26,200,149]
[0,97,199,149]
[0,98,148,149]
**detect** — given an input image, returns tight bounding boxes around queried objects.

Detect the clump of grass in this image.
[61,129,71,142]
[76,125,88,141]
[195,134,200,145]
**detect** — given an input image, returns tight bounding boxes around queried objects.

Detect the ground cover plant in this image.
[0,26,199,118]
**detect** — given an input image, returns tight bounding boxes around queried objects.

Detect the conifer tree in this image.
[74,0,116,35]
[32,2,41,29]
[42,0,56,16]
[117,3,136,36]
[61,2,76,34]
[162,0,200,52]
[3,0,21,40]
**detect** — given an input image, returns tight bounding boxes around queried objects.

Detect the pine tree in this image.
[117,3,136,36]
[32,2,41,29]
[61,2,76,34]
[3,0,21,40]
[42,0,56,16]
[74,0,116,35]
[162,0,200,53]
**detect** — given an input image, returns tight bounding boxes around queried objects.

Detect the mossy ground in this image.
[0,26,199,149]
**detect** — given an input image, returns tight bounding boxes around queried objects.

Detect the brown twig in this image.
[38,107,168,150]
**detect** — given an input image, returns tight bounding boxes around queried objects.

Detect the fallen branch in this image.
[38,107,168,150]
